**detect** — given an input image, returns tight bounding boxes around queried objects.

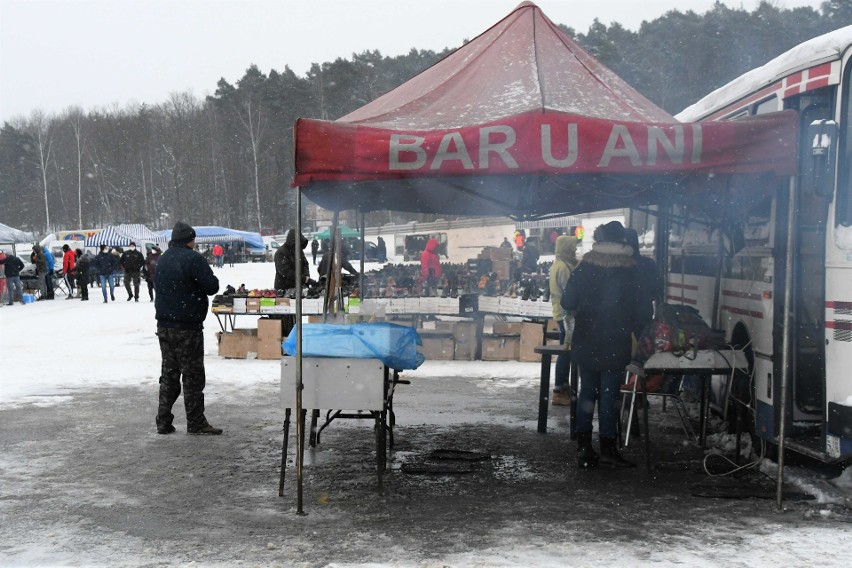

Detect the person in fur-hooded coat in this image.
[561,221,650,469]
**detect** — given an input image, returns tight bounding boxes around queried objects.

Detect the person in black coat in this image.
[318,242,358,279]
[74,248,92,301]
[274,230,310,292]
[154,221,221,436]
[94,244,120,302]
[561,221,651,469]
[1,252,26,304]
[310,238,319,266]
[120,241,146,302]
[520,237,540,274]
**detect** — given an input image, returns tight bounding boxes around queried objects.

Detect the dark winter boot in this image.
[598,437,636,468]
[576,431,599,469]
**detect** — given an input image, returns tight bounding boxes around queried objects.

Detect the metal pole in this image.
[294,186,306,515]
[359,210,366,299]
[776,180,796,511]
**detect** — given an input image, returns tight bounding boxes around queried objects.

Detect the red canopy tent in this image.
[293,1,797,218]
[284,2,800,512]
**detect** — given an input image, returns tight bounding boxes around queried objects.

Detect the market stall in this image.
[285,1,798,511]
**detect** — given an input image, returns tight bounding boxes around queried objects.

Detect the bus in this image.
[631,26,852,463]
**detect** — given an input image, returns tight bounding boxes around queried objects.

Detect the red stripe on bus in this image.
[786,71,803,85]
[826,320,852,330]
[707,84,781,120]
[666,295,697,305]
[666,282,699,290]
[784,86,801,99]
[722,305,764,319]
[826,301,852,310]
[809,63,832,78]
[805,77,830,91]
[722,289,763,301]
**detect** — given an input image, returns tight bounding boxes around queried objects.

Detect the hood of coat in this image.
[284,229,308,250]
[581,242,634,269]
[424,238,440,254]
[554,236,577,264]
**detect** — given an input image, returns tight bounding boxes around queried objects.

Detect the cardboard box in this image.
[482,246,512,261]
[482,334,520,361]
[419,331,455,360]
[257,340,282,360]
[493,321,525,335]
[217,329,258,359]
[233,297,247,313]
[246,298,261,313]
[519,322,545,362]
[453,321,476,361]
[257,318,283,342]
[256,318,283,360]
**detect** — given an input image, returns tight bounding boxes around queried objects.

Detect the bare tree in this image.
[30,111,54,232]
[68,107,85,228]
[238,98,266,233]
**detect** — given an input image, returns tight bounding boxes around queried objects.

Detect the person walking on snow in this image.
[143,245,162,302]
[154,221,221,435]
[212,243,224,268]
[94,245,119,302]
[62,244,77,299]
[120,242,145,301]
[75,248,91,301]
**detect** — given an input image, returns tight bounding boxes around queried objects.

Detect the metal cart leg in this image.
[278,408,291,497]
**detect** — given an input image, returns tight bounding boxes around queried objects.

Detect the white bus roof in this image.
[677,26,852,122]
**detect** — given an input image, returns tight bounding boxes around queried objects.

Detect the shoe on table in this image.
[188,423,223,435]
[551,390,572,406]
[157,424,176,435]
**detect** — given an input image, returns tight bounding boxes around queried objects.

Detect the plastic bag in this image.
[282,322,425,370]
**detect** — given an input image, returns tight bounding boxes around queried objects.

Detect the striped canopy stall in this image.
[85,224,164,247]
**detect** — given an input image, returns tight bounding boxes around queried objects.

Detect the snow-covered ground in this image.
[1,261,851,567]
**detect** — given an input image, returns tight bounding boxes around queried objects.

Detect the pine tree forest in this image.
[2,1,850,235]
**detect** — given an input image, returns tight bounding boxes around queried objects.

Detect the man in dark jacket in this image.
[562,221,651,469]
[0,253,25,305]
[143,245,162,302]
[274,230,310,291]
[120,241,146,302]
[310,238,319,266]
[154,222,220,435]
[94,244,119,302]
[31,244,48,300]
[75,249,91,301]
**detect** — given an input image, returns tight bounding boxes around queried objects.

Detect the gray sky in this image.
[0,0,825,122]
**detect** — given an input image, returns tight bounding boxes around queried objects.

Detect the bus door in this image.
[783,92,833,427]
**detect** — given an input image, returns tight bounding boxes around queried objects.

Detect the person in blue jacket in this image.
[154,221,221,435]
[42,245,56,299]
[94,245,119,303]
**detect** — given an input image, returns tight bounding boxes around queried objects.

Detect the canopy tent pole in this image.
[777,180,797,511]
[322,212,340,320]
[358,210,366,300]
[294,186,306,515]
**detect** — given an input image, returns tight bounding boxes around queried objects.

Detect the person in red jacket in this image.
[419,238,442,295]
[212,243,224,268]
[61,244,77,299]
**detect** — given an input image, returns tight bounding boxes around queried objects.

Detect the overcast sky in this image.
[0,0,826,122]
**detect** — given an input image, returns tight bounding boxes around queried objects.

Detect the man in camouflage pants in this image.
[154,221,222,435]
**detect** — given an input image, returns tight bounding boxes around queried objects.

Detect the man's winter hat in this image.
[594,220,626,244]
[129,241,136,247]
[171,221,196,244]
[62,244,70,251]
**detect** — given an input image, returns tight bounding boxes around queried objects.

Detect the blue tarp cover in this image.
[283,323,424,370]
[157,226,265,250]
